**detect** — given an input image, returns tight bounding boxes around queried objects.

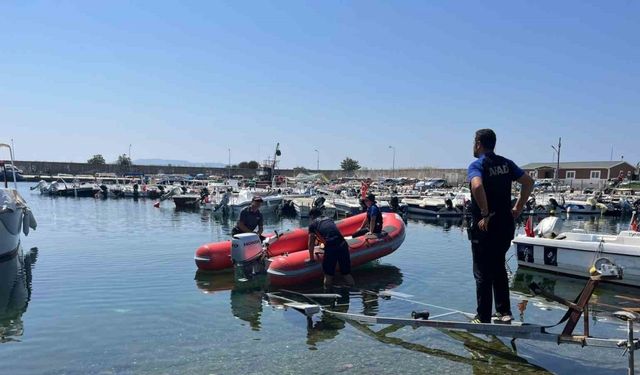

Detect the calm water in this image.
[1,182,638,374]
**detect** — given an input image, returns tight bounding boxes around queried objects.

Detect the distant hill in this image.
[134,159,226,168]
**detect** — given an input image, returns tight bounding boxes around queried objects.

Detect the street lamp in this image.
[551,137,561,192]
[228,148,231,179]
[314,149,319,173]
[388,145,396,179]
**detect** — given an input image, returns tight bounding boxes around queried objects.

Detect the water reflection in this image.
[511,267,640,321]
[407,215,466,232]
[348,321,551,374]
[0,247,37,343]
[194,262,403,337]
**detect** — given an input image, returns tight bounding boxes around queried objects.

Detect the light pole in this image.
[228,148,231,179]
[551,137,561,192]
[314,149,319,173]
[388,145,396,179]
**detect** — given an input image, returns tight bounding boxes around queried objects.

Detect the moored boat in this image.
[513,216,640,287]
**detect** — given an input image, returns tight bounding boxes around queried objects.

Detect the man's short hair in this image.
[475,129,496,150]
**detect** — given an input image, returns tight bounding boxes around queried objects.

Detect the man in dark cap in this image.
[467,129,534,324]
[308,208,355,288]
[232,196,265,240]
[353,193,383,237]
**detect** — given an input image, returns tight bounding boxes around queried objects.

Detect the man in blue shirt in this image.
[353,193,383,237]
[467,129,534,324]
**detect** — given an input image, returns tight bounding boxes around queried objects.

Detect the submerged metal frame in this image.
[271,276,640,374]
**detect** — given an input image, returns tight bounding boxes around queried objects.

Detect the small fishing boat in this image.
[513,216,640,287]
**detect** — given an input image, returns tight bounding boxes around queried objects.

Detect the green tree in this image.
[117,154,132,167]
[238,160,260,169]
[87,154,106,165]
[340,157,361,172]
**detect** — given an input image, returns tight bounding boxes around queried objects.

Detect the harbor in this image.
[2,174,640,374]
[4,1,640,374]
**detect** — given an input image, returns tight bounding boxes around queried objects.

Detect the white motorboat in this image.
[228,189,284,215]
[513,216,640,287]
[291,197,336,218]
[332,197,362,216]
[0,144,36,258]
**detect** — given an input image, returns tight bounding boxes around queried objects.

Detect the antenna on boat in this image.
[0,143,18,190]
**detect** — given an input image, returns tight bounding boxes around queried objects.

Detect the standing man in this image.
[232,196,264,240]
[307,208,355,288]
[467,129,534,324]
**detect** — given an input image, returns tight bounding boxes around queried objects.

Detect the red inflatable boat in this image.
[194,213,366,271]
[267,213,406,286]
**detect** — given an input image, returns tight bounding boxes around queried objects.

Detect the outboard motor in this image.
[444,198,454,211]
[390,196,400,212]
[312,196,326,210]
[231,233,267,280]
[99,184,109,199]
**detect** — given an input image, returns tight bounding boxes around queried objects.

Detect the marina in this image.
[3,2,640,373]
[2,181,639,374]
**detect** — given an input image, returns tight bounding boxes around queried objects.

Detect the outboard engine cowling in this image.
[231,233,267,279]
[231,233,263,264]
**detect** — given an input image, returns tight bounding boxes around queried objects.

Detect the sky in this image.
[1,1,639,169]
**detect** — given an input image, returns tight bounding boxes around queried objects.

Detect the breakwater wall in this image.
[12,160,467,183]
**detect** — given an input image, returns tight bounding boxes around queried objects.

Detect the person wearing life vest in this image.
[307,208,355,288]
[467,129,534,324]
[353,193,383,238]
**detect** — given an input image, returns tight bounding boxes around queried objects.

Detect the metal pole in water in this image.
[629,319,635,375]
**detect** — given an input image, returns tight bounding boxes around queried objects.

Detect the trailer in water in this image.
[269,275,640,374]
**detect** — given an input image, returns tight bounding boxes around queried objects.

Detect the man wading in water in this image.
[467,129,534,324]
[307,208,355,288]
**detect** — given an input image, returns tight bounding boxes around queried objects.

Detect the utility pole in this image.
[314,149,319,173]
[551,137,561,192]
[228,148,231,179]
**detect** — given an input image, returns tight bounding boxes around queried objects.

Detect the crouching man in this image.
[307,208,355,288]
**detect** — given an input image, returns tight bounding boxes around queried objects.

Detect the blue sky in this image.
[1,1,638,169]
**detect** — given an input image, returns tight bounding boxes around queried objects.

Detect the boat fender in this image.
[22,208,37,236]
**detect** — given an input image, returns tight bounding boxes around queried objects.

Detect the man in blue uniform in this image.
[468,129,534,324]
[308,208,355,288]
[232,196,264,240]
[353,193,383,238]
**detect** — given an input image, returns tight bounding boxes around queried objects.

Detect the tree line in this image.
[87,154,363,172]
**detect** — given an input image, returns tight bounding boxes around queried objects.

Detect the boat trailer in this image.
[269,276,640,374]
